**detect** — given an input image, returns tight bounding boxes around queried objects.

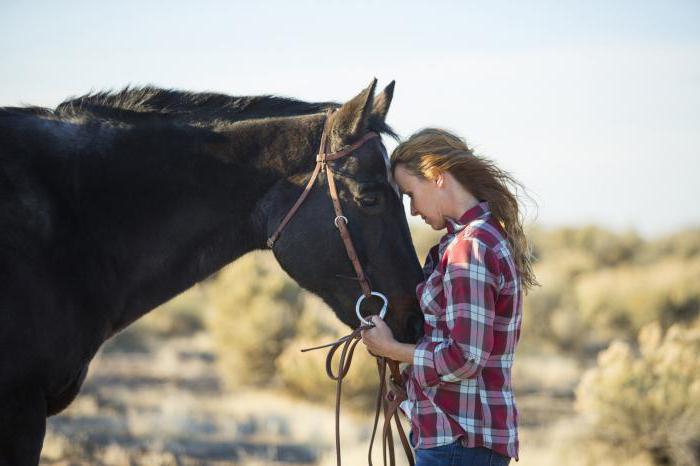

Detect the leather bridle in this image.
[267,109,415,465]
[268,109,375,299]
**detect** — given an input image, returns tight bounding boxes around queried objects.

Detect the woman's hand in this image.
[360,315,398,358]
[361,316,418,364]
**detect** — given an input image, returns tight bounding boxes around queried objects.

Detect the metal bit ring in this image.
[355,291,388,326]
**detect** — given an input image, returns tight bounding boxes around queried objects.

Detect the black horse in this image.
[0,79,424,465]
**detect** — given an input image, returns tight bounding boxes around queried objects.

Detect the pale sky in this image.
[2,0,698,237]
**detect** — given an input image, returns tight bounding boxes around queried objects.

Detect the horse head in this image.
[266,80,424,343]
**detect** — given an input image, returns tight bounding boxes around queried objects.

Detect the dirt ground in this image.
[40,329,581,466]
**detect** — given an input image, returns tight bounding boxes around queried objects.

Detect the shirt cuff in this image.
[437,352,481,382]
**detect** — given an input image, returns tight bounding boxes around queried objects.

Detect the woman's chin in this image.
[430,220,447,231]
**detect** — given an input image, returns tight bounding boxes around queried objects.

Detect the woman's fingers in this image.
[361,315,393,357]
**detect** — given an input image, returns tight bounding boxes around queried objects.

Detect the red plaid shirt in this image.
[401,201,522,461]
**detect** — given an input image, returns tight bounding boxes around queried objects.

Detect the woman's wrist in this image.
[389,342,416,364]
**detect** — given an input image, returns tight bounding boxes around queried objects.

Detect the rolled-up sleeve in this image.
[411,237,499,389]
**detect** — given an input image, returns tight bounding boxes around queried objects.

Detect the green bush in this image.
[575,319,700,466]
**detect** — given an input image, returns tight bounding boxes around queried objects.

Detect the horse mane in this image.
[2,85,398,137]
[54,86,338,124]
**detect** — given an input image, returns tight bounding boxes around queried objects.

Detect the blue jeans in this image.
[415,441,511,466]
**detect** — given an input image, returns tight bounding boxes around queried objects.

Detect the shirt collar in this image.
[446,201,491,234]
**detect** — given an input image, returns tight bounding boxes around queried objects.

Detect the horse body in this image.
[0,81,423,465]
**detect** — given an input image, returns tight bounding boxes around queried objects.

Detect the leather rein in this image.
[266,109,415,466]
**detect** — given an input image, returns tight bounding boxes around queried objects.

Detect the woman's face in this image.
[393,164,446,230]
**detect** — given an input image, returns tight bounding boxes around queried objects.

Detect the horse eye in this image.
[359,195,379,207]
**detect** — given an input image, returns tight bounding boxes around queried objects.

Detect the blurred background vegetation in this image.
[43,223,700,466]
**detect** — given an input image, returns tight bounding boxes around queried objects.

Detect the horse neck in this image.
[66,115,323,334]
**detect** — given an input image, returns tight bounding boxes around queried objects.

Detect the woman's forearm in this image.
[389,342,416,364]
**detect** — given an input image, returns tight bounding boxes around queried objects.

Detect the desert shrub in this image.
[277,294,385,411]
[409,223,443,263]
[575,257,700,342]
[103,287,207,353]
[206,251,304,388]
[136,286,206,337]
[530,225,642,267]
[294,293,349,339]
[575,319,700,466]
[206,250,391,404]
[425,225,700,357]
[277,335,382,412]
[521,249,597,352]
[523,228,700,355]
[102,325,153,354]
[635,228,700,264]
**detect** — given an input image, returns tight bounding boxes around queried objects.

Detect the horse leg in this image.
[0,386,47,466]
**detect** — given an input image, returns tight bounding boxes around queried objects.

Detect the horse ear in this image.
[372,80,395,122]
[332,78,377,142]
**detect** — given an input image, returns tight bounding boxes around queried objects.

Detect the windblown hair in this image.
[391,128,538,292]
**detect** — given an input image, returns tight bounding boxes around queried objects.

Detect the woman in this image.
[361,128,537,465]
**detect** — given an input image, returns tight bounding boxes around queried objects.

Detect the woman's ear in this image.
[435,173,445,188]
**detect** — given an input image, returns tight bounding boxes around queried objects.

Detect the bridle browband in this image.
[266,109,415,466]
